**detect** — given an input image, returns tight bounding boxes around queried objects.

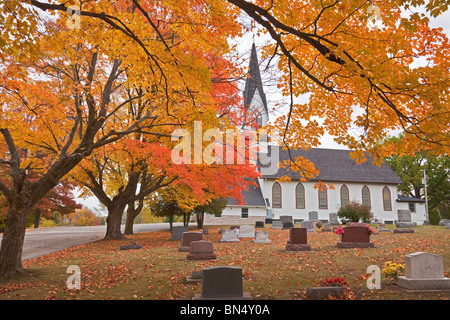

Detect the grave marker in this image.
[286,227,311,251]
[170,226,189,241]
[398,252,450,291]
[219,229,240,242]
[238,225,255,238]
[178,232,203,252]
[337,225,374,248]
[271,220,283,229]
[194,266,252,300]
[253,231,271,243]
[186,240,217,261]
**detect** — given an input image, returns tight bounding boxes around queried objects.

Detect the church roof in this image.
[227,179,267,207]
[260,146,403,184]
[243,43,268,115]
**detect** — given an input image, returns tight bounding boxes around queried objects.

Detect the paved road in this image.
[0,223,183,262]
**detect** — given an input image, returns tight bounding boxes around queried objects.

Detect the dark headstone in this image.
[202,229,209,235]
[286,227,311,251]
[282,222,294,230]
[120,240,143,250]
[178,232,203,252]
[280,215,293,224]
[255,221,265,228]
[306,287,345,299]
[337,225,374,248]
[186,270,203,283]
[170,226,189,241]
[393,228,415,234]
[186,240,217,261]
[265,218,273,224]
[194,266,252,300]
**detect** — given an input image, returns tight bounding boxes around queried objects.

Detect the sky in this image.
[76,4,450,211]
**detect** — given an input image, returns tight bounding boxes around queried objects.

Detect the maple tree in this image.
[0,0,241,275]
[226,0,449,182]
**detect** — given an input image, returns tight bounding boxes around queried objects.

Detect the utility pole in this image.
[423,170,429,223]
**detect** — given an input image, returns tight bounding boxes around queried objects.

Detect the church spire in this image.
[243,42,268,118]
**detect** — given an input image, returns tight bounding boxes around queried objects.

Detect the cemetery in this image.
[0,221,448,301]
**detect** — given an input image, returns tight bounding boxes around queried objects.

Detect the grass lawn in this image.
[0,224,449,300]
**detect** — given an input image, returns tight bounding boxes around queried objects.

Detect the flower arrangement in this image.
[368,226,375,235]
[382,261,405,281]
[320,277,349,287]
[334,225,343,235]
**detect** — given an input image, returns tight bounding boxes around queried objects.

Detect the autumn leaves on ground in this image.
[0,225,448,300]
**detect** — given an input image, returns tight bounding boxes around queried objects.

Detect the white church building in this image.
[204,43,427,226]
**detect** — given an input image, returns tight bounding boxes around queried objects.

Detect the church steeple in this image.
[243,42,268,127]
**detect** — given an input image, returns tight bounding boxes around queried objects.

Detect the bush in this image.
[337,201,372,223]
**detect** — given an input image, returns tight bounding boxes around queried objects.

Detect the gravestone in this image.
[286,227,311,251]
[396,210,416,228]
[238,225,255,238]
[202,229,209,235]
[308,211,318,221]
[186,240,217,261]
[306,287,345,299]
[393,228,415,233]
[253,231,271,243]
[446,223,450,230]
[255,221,265,228]
[282,222,294,230]
[194,266,252,300]
[398,252,450,291]
[271,220,283,229]
[265,218,273,224]
[219,229,240,243]
[280,215,293,225]
[337,225,374,248]
[329,213,339,226]
[186,270,203,283]
[119,239,142,250]
[301,220,315,233]
[321,227,332,232]
[170,226,189,241]
[439,219,450,226]
[178,232,203,252]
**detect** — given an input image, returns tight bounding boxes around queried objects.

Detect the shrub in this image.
[337,201,372,223]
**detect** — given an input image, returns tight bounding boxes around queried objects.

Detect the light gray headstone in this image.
[253,230,271,243]
[397,210,412,222]
[439,219,450,226]
[301,220,315,232]
[329,212,339,226]
[404,252,445,279]
[238,225,255,238]
[271,220,283,229]
[308,211,318,221]
[220,229,240,242]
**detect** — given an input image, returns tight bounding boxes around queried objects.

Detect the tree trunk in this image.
[104,202,127,240]
[0,196,34,275]
[196,210,204,229]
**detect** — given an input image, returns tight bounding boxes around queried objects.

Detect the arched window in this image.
[362,185,371,209]
[318,188,327,209]
[272,182,282,208]
[340,184,349,207]
[383,186,392,211]
[296,183,305,209]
